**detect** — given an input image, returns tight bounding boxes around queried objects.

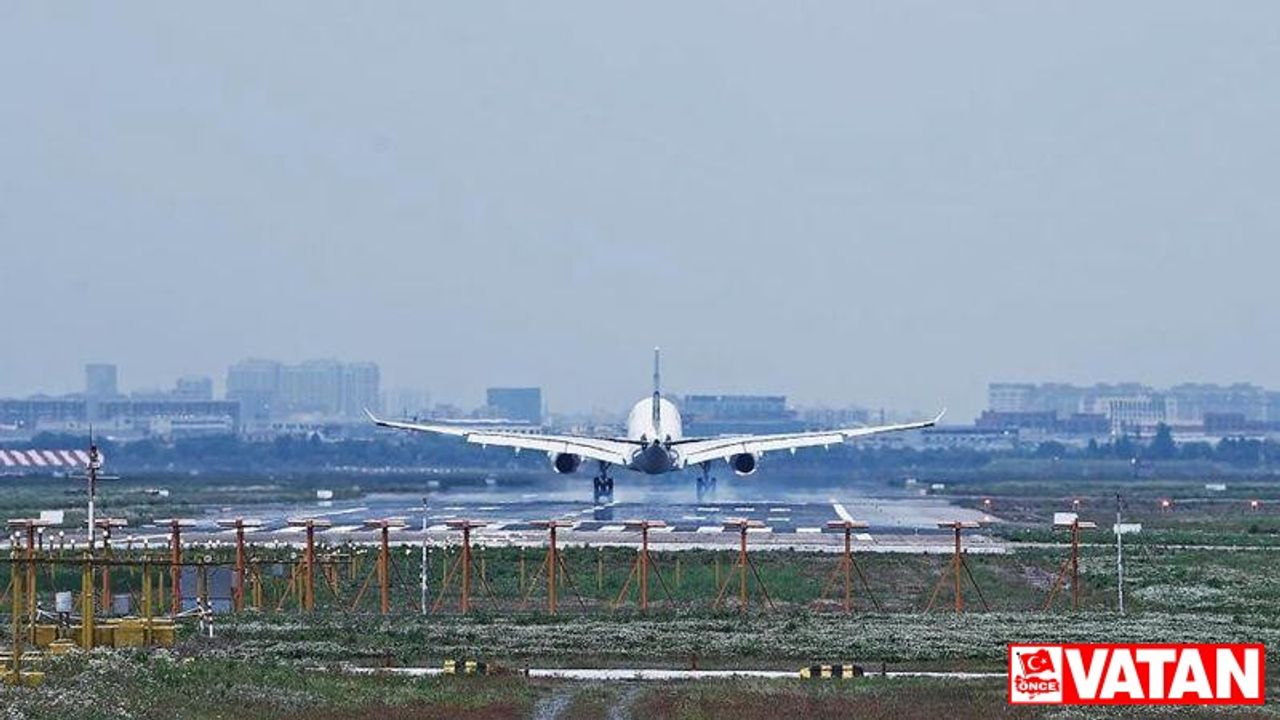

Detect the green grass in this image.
[198,610,1280,670]
[4,657,1277,720]
[0,653,539,720]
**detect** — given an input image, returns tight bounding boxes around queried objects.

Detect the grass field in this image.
[2,653,1277,720]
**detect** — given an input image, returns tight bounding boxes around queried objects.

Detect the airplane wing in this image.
[366,410,637,466]
[676,410,945,467]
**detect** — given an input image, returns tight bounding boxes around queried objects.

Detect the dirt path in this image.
[531,687,573,720]
[606,685,641,720]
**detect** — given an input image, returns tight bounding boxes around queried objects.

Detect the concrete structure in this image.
[1165,383,1269,424]
[485,387,542,424]
[0,396,239,437]
[921,427,1019,451]
[226,359,282,421]
[0,397,85,429]
[341,363,381,418]
[799,406,872,429]
[985,381,1280,436]
[147,415,236,439]
[280,360,344,417]
[680,394,807,435]
[226,358,381,422]
[97,399,239,434]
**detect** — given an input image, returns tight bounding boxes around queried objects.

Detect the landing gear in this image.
[593,461,615,504]
[696,462,717,501]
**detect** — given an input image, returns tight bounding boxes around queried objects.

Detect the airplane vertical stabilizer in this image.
[652,347,661,431]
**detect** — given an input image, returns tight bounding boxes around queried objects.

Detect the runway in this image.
[95,478,1005,554]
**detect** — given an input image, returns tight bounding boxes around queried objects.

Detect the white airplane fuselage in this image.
[623,396,683,474]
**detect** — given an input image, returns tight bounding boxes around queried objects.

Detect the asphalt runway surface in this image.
[97,477,1005,553]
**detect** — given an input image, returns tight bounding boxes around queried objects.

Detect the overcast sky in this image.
[1,2,1278,420]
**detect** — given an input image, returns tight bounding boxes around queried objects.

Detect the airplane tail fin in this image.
[652,346,661,429]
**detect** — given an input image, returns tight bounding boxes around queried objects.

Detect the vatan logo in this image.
[1010,646,1064,703]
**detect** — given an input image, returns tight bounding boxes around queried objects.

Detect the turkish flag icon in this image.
[1019,648,1055,676]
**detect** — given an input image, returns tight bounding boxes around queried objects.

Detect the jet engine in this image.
[729,452,758,476]
[552,452,583,474]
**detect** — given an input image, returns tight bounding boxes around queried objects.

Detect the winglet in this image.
[364,408,384,426]
[932,408,947,425]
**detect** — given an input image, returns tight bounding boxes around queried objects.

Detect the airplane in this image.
[366,348,944,500]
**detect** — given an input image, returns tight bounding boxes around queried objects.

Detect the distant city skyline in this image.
[3,4,1277,420]
[6,358,1280,426]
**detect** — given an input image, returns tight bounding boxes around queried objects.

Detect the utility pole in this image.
[1115,493,1125,615]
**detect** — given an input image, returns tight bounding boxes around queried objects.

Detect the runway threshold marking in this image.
[312,506,369,517]
[830,499,855,523]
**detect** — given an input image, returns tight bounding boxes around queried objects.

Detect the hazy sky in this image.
[2,3,1278,420]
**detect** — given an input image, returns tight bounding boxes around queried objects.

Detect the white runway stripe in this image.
[830,499,854,523]
[312,506,368,517]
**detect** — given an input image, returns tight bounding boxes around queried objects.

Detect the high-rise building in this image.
[341,362,381,417]
[1166,383,1268,424]
[486,387,542,424]
[226,359,282,421]
[227,358,381,420]
[85,364,118,398]
[279,359,343,416]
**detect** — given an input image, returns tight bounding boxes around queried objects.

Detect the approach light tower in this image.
[77,435,118,551]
